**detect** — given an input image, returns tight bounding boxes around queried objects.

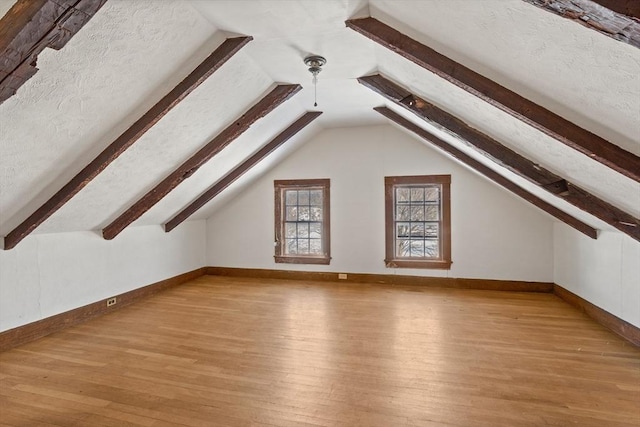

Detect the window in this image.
[385,175,451,269]
[274,179,330,264]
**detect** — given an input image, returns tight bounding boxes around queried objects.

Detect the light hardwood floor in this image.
[1,275,639,426]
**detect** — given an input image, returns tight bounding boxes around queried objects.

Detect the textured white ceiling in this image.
[0,0,224,234]
[0,0,638,240]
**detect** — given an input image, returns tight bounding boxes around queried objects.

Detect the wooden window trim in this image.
[274,179,331,265]
[384,175,452,269]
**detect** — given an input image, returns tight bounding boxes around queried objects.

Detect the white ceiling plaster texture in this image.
[191,129,326,221]
[191,0,382,129]
[149,123,323,224]
[191,0,367,40]
[370,0,640,152]
[368,0,640,218]
[0,0,220,233]
[135,96,311,227]
[38,52,274,234]
[0,0,638,239]
[0,1,13,18]
[376,48,640,218]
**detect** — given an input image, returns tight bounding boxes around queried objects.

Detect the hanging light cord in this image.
[313,73,318,107]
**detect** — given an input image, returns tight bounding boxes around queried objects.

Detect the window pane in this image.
[285,190,297,205]
[425,205,439,221]
[298,239,309,254]
[310,222,322,238]
[425,224,439,238]
[425,187,439,202]
[310,207,322,221]
[286,207,297,221]
[411,223,424,237]
[298,223,309,238]
[396,222,410,238]
[298,207,310,221]
[285,239,297,255]
[425,240,439,258]
[298,190,310,205]
[410,188,424,201]
[285,223,297,238]
[310,239,322,254]
[310,189,322,205]
[396,239,411,257]
[410,240,424,257]
[396,206,410,221]
[410,206,424,221]
[396,188,410,203]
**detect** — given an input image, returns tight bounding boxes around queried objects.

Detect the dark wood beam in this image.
[361,74,639,241]
[590,0,640,18]
[345,17,640,181]
[165,111,322,232]
[2,36,252,250]
[103,84,302,240]
[523,0,640,47]
[0,0,108,104]
[375,107,598,239]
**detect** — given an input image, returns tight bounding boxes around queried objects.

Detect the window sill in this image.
[385,259,452,270]
[275,256,331,265]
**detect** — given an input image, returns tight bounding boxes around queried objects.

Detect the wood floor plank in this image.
[1,275,638,426]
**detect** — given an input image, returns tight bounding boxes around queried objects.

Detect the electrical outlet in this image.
[338,273,347,280]
[106,297,117,307]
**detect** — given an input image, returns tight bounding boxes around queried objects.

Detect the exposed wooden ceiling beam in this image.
[0,0,108,104]
[3,36,252,250]
[360,74,639,241]
[345,17,640,181]
[523,0,640,47]
[375,106,598,239]
[590,0,640,18]
[102,84,302,240]
[165,111,322,232]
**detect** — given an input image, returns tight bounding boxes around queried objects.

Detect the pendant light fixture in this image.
[304,55,326,107]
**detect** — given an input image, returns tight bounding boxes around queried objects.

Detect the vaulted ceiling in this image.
[1,0,638,249]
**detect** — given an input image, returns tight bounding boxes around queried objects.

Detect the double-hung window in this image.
[385,175,451,269]
[274,179,330,264]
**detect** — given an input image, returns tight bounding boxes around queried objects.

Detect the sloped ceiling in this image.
[0,0,638,245]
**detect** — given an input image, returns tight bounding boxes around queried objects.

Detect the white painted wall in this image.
[207,125,554,282]
[2,124,635,333]
[554,224,640,327]
[0,220,206,332]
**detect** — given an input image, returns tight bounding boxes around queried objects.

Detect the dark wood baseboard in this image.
[205,266,554,292]
[0,267,206,352]
[8,266,634,351]
[554,284,640,347]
